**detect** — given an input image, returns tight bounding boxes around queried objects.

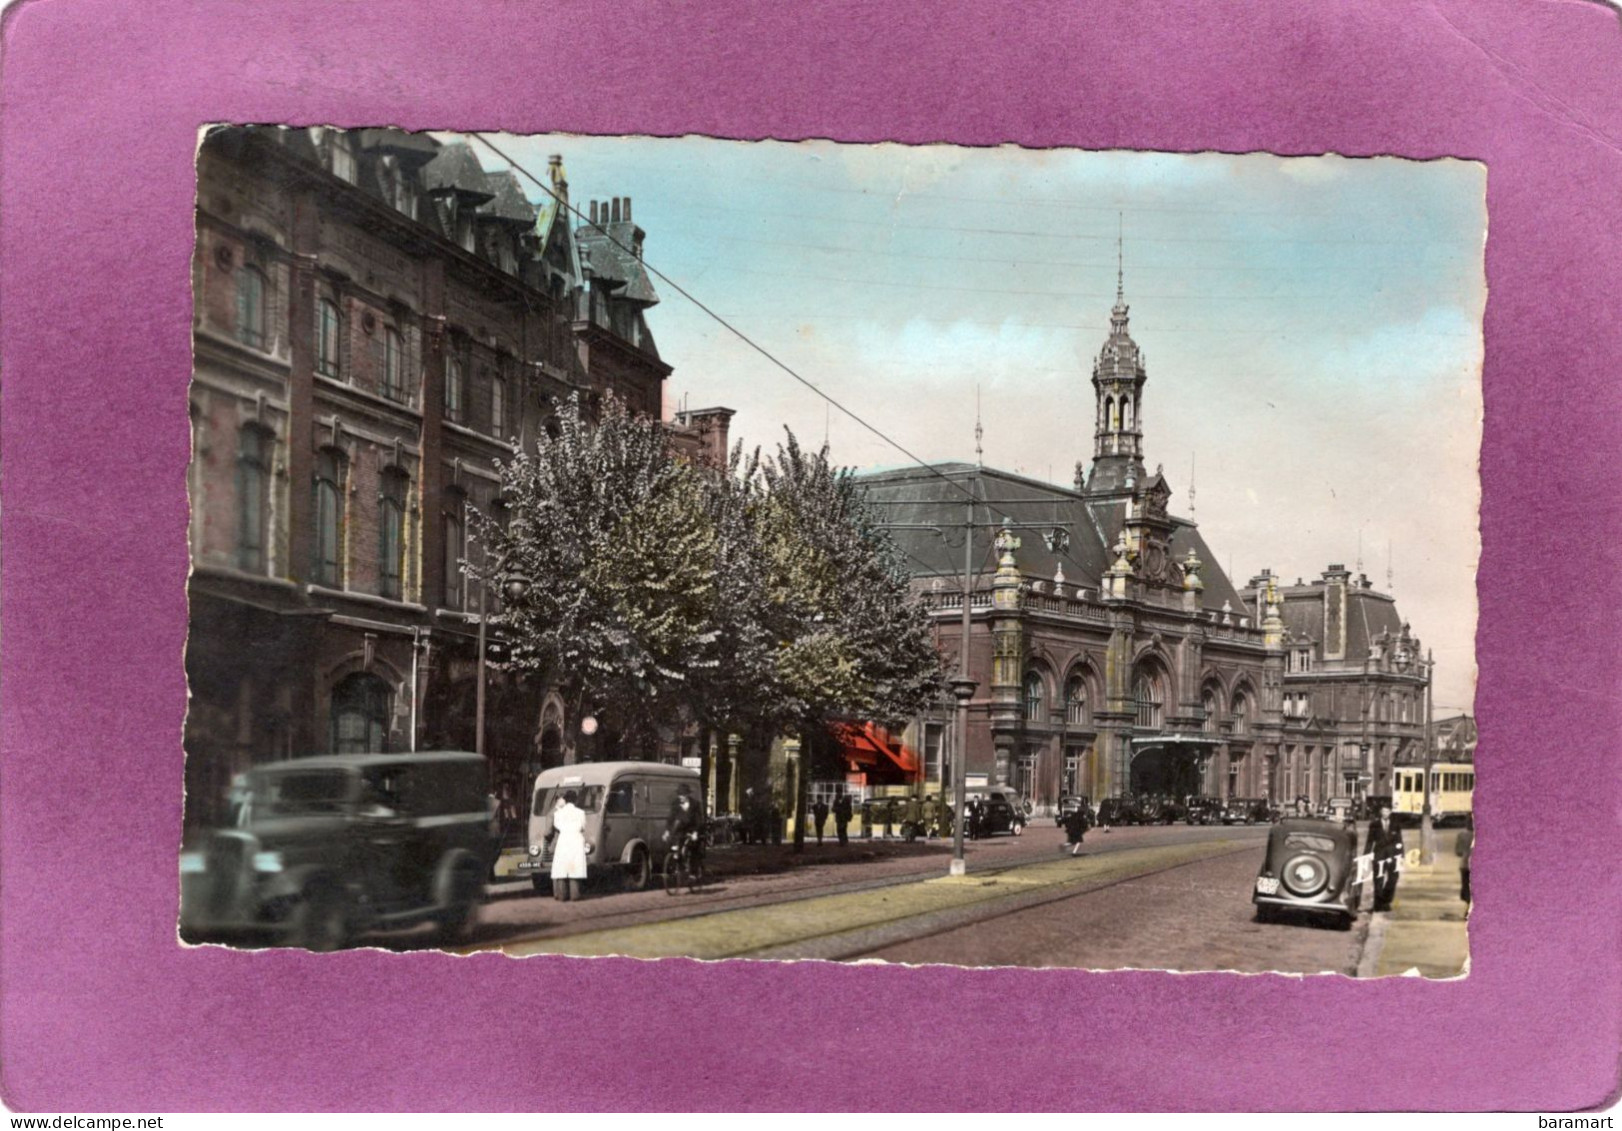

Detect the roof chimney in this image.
[623,197,631,222]
[589,200,598,224]
[611,198,621,222]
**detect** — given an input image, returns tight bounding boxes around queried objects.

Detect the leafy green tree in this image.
[755,432,944,851]
[475,394,720,757]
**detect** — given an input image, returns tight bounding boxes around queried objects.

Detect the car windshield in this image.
[534,785,605,816]
[256,770,354,816]
[1284,832,1339,853]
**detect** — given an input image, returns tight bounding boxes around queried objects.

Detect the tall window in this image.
[490,374,507,436]
[444,357,464,422]
[1066,676,1088,725]
[443,488,466,608]
[923,723,945,784]
[235,265,267,349]
[1023,672,1044,723]
[379,469,407,601]
[330,673,391,754]
[1201,689,1218,733]
[316,299,341,377]
[1133,671,1163,730]
[235,425,271,573]
[312,448,344,587]
[382,327,404,401]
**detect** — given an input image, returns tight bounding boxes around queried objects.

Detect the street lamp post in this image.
[948,674,977,877]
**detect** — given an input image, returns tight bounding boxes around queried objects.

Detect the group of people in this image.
[544,784,706,902]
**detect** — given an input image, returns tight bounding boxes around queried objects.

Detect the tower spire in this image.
[1188,452,1197,517]
[1386,542,1394,591]
[1116,211,1124,307]
[974,385,983,467]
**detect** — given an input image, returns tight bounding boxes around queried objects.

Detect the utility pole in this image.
[873,489,1069,877]
[1420,648,1436,864]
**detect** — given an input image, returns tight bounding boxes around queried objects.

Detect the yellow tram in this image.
[1392,762,1474,826]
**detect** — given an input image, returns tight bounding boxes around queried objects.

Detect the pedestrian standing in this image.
[812,797,830,845]
[1456,814,1474,908]
[921,794,938,840]
[1364,803,1405,912]
[880,799,894,840]
[967,798,984,841]
[1063,799,1091,856]
[833,790,852,845]
[903,793,923,841]
[549,790,589,902]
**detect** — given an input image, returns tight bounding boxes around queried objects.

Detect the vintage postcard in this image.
[180,129,1482,976]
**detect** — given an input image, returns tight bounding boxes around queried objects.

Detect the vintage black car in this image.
[966,790,1026,836]
[1252,817,1361,929]
[1096,796,1143,826]
[1184,796,1221,825]
[180,751,495,951]
[1223,797,1273,825]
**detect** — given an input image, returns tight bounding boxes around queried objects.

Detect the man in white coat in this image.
[549,790,589,902]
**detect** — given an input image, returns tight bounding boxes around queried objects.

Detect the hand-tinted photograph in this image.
[181,127,1482,975]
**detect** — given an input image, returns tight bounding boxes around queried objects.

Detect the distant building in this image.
[1429,713,1477,763]
[186,126,730,829]
[1240,568,1430,802]
[860,272,1433,810]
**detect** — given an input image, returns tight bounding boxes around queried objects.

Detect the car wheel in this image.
[435,857,484,943]
[1280,853,1330,897]
[622,846,651,892]
[287,883,348,952]
[1339,911,1357,932]
[1012,821,1024,837]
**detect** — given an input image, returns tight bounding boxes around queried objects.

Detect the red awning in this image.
[828,721,920,779]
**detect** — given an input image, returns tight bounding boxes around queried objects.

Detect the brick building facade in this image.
[186,126,729,829]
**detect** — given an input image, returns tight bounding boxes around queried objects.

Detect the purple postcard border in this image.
[3,0,1620,1113]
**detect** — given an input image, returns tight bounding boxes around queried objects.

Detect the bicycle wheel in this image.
[687,853,704,893]
[664,851,683,896]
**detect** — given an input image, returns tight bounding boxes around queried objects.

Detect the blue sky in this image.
[466,134,1484,713]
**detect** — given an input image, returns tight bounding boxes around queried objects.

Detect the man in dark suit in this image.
[832,790,852,845]
[1365,803,1405,912]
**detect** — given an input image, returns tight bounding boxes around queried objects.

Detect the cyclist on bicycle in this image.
[662,783,707,877]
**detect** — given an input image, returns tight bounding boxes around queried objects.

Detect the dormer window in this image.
[330,135,357,184]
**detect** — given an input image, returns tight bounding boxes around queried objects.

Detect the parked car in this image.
[1184,796,1221,825]
[179,751,495,951]
[1322,796,1355,824]
[1096,796,1144,826]
[522,761,703,893]
[1252,817,1360,929]
[1055,794,1092,827]
[966,789,1027,836]
[1223,797,1273,825]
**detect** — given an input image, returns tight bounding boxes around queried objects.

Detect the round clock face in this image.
[1143,544,1166,580]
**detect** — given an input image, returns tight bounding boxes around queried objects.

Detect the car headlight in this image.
[528,843,541,857]
[252,851,284,873]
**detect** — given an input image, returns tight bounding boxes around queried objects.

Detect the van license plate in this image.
[1255,877,1279,895]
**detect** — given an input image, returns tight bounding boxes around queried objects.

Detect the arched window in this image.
[1122,398,1134,430]
[235,425,271,573]
[382,327,404,401]
[312,448,344,587]
[235,265,267,349]
[1106,396,1118,431]
[379,469,408,601]
[1023,672,1045,723]
[1133,670,1163,730]
[1231,692,1251,735]
[444,357,464,422]
[1201,687,1218,733]
[330,672,391,754]
[1066,676,1088,725]
[443,487,466,609]
[316,298,341,377]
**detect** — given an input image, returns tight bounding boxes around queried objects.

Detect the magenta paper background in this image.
[3,0,1620,1113]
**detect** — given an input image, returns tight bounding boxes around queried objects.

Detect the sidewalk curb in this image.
[1356,912,1390,978]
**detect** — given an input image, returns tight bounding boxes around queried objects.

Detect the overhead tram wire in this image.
[469,132,1022,524]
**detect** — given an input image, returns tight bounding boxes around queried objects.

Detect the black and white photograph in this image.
[180,127,1482,977]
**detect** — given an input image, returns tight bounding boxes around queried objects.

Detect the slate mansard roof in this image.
[855,462,1249,615]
